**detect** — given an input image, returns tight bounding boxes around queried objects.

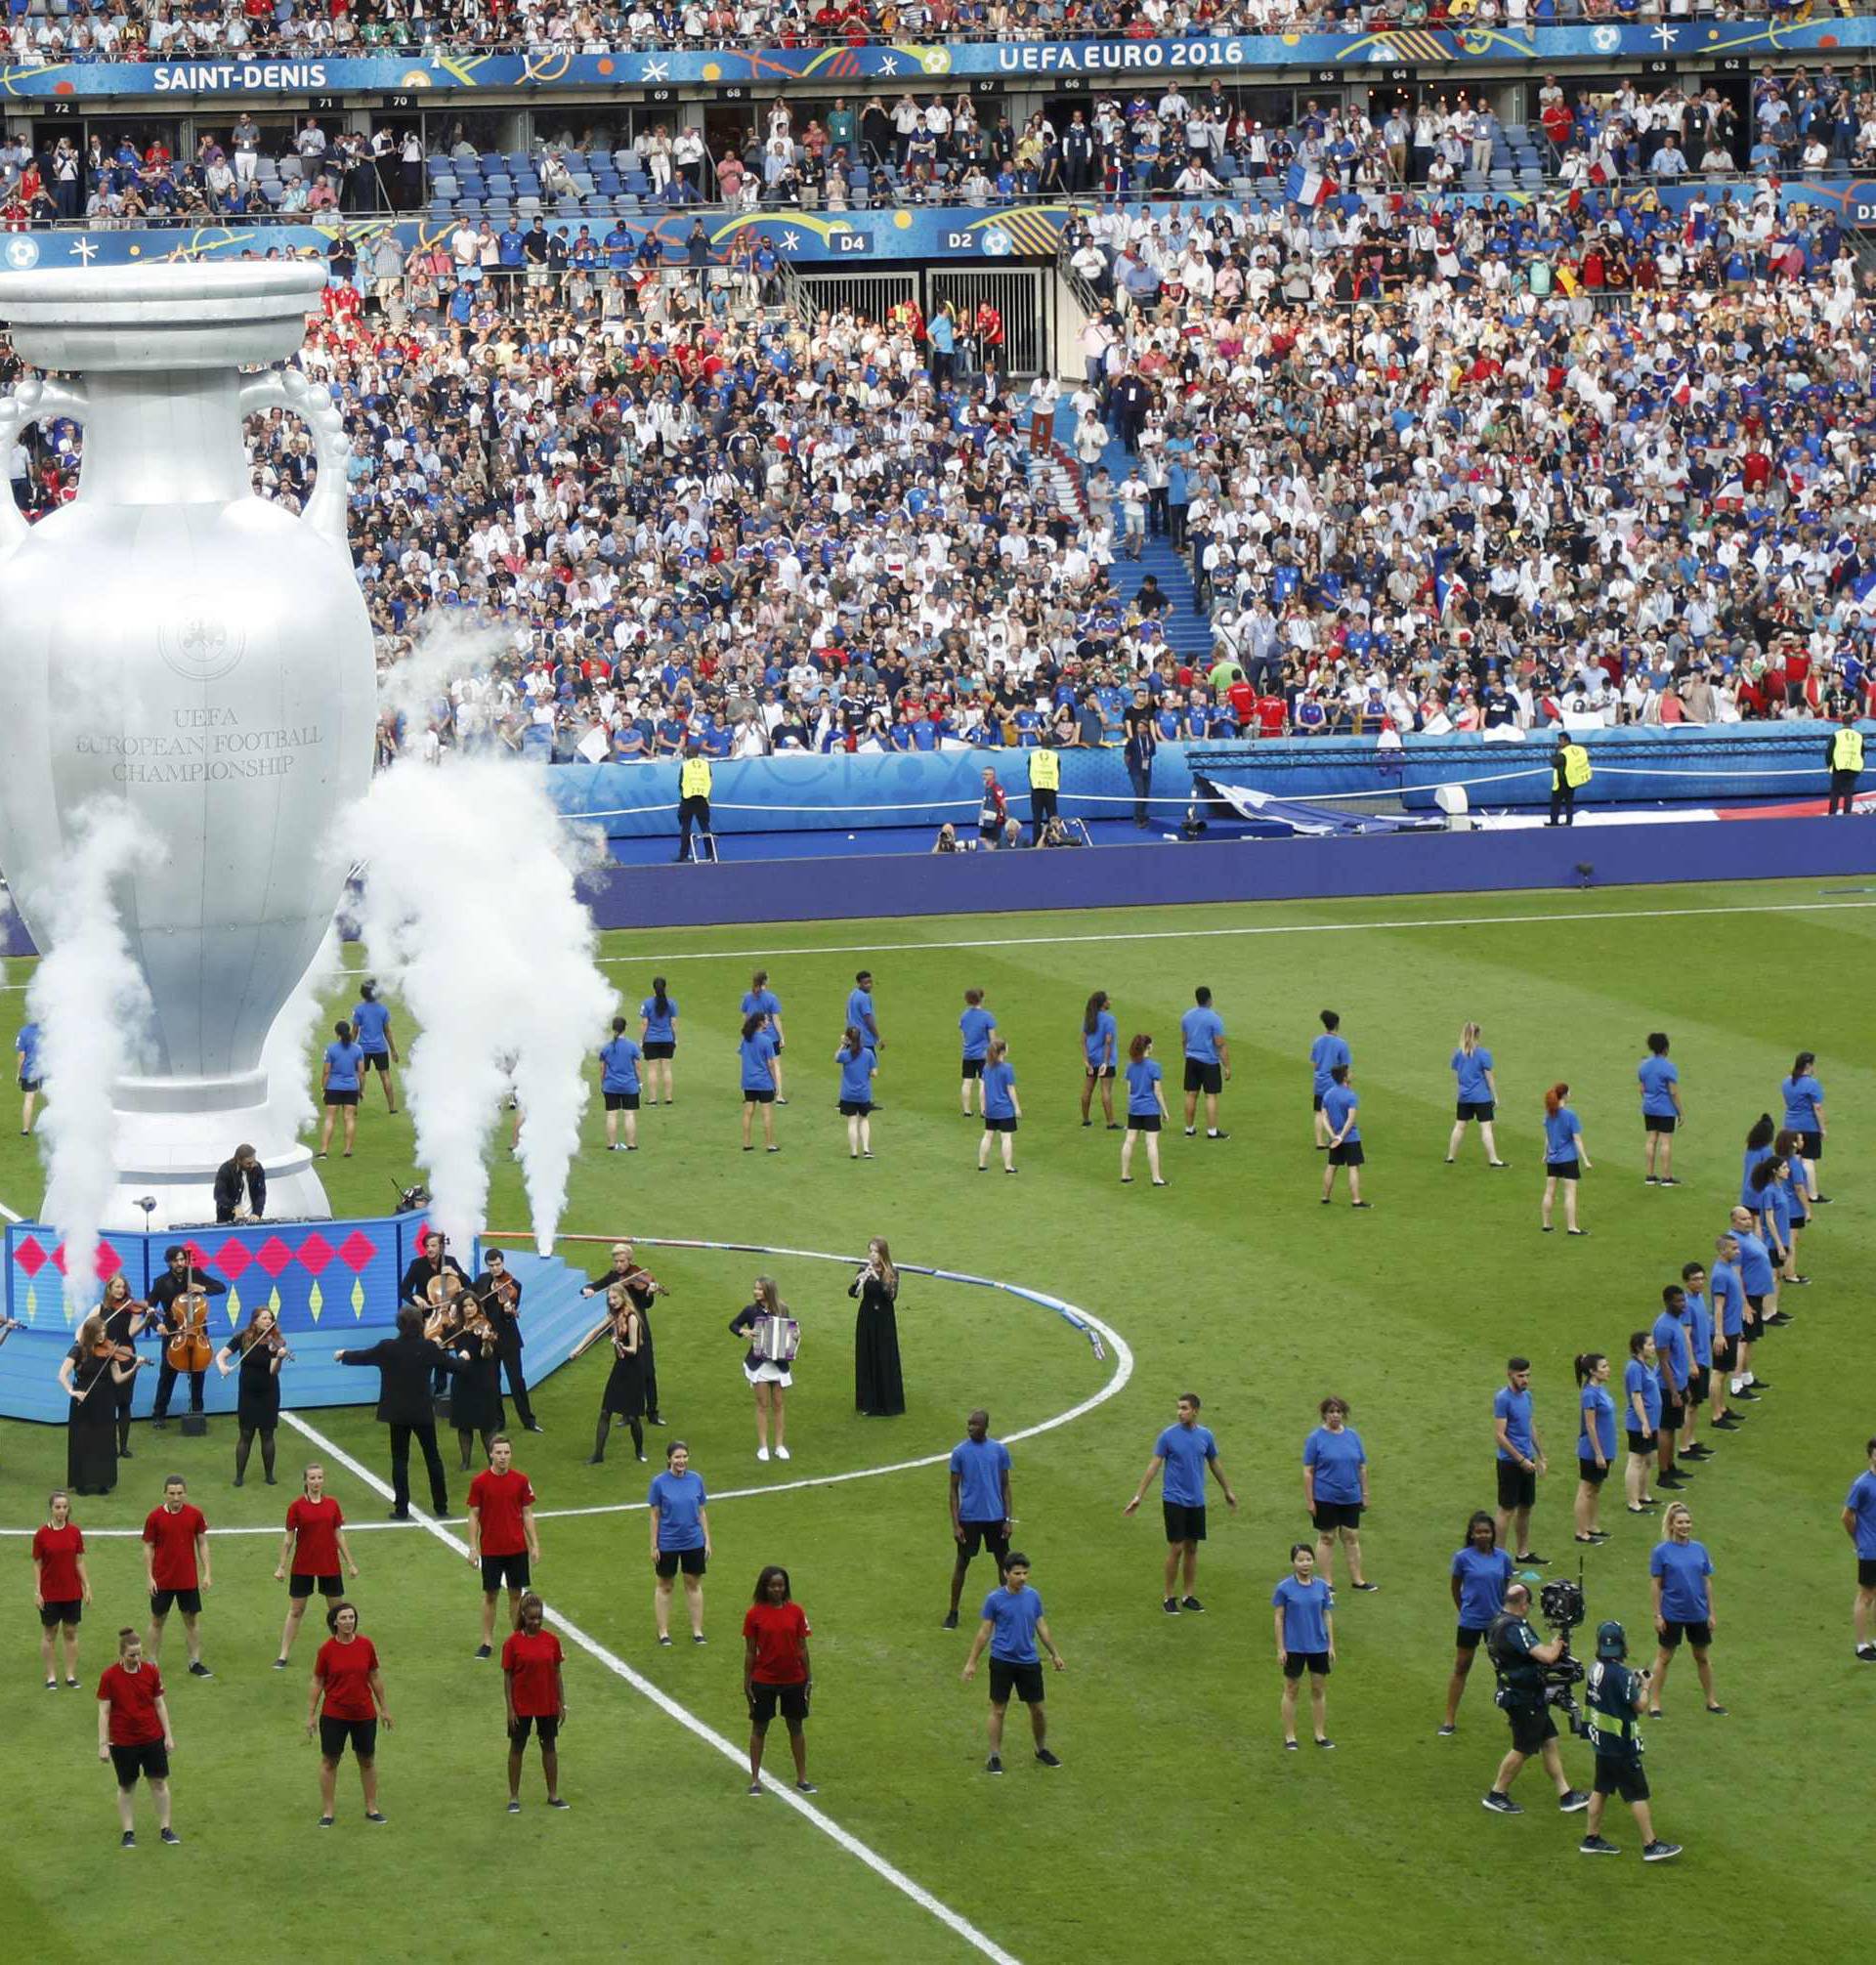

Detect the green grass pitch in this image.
[0,877,1871,1965]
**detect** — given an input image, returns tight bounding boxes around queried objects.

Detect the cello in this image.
[164,1289,214,1376]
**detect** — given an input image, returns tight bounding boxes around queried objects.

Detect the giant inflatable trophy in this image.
[0,264,375,1227]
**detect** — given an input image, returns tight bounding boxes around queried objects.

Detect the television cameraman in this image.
[1480,1583,1590,1817]
[1579,1620,1683,1862]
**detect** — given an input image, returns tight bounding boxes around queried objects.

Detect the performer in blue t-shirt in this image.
[738,1014,780,1154]
[637,977,679,1106]
[648,1440,711,1645]
[1637,1033,1683,1185]
[740,969,788,1105]
[945,1409,1014,1630]
[1123,1392,1239,1614]
[351,980,401,1114]
[976,1038,1021,1175]
[1442,1512,1515,1734]
[1446,1020,1509,1168]
[1271,1543,1337,1750]
[1178,986,1230,1139]
[15,1019,43,1136]
[318,1020,366,1160]
[1840,1436,1876,1661]
[598,1015,643,1151]
[960,1553,1065,1773]
[1309,1009,1350,1150]
[1119,1033,1170,1186]
[1319,1065,1370,1210]
[1646,1503,1725,1719]
[834,1027,877,1159]
[958,989,997,1119]
[1541,1082,1592,1235]
[1079,990,1119,1130]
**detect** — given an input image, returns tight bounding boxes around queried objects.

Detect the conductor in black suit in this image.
[473,1247,540,1432]
[213,1145,266,1223]
[336,1306,467,1519]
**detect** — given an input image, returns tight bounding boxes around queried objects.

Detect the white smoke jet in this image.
[380,608,513,755]
[333,755,614,1256]
[23,801,162,1315]
[261,923,342,1144]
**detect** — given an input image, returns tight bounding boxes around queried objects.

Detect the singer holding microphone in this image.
[851,1237,904,1418]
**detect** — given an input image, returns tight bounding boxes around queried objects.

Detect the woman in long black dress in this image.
[214,1305,288,1486]
[58,1315,140,1497]
[580,1284,646,1466]
[851,1237,904,1417]
[446,1304,504,1472]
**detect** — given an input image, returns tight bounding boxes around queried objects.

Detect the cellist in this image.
[149,1247,226,1431]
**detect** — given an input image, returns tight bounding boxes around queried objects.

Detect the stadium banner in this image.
[2,176,1869,279]
[1,21,1873,101]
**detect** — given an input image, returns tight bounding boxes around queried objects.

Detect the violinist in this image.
[149,1247,226,1431]
[576,1282,646,1467]
[98,1274,151,1461]
[579,1239,667,1428]
[473,1247,540,1433]
[58,1314,143,1497]
[447,1291,504,1474]
[215,1305,290,1488]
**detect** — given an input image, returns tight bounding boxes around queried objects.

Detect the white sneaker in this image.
[775,1445,790,1462]
[756,1447,771,1463]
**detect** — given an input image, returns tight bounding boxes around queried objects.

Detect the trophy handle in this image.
[239,367,351,550]
[0,377,90,561]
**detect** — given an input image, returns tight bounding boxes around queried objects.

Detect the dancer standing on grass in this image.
[1778,1052,1828,1204]
[946,1410,1014,1630]
[307,1601,392,1827]
[1309,1011,1349,1150]
[17,1017,43,1134]
[741,970,789,1104]
[730,1277,793,1463]
[847,971,882,1057]
[599,1016,643,1151]
[1447,1022,1509,1167]
[1120,1033,1170,1185]
[649,1440,711,1645]
[1320,1065,1370,1209]
[1650,1289,1692,1497]
[1541,1083,1591,1235]
[97,1627,178,1848]
[317,1020,364,1160]
[275,1464,358,1669]
[1646,1503,1726,1717]
[1638,1034,1683,1185]
[1842,1437,1876,1662]
[1080,990,1118,1130]
[977,1037,1022,1174]
[1273,1542,1337,1751]
[1678,1262,1717,1466]
[961,1553,1065,1774]
[744,1565,816,1796]
[1123,1392,1239,1614]
[1623,1332,1662,1516]
[467,1435,538,1662]
[350,980,400,1114]
[958,989,996,1118]
[638,978,679,1106]
[835,1026,877,1159]
[1440,1512,1514,1736]
[143,1476,211,1678]
[1492,1357,1546,1562]
[1574,1352,1616,1543]
[1302,1398,1375,1589]
[33,1489,90,1690]
[739,1012,781,1153]
[504,1592,570,1813]
[1179,986,1230,1139]
[1710,1234,1753,1417]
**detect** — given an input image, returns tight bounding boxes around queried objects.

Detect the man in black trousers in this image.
[473,1247,541,1432]
[336,1306,467,1519]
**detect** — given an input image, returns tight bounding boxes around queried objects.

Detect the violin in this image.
[165,1290,213,1376]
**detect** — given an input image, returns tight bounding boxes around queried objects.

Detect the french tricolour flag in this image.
[1285,165,1333,208]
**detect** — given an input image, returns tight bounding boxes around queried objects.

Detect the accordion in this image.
[752,1315,801,1365]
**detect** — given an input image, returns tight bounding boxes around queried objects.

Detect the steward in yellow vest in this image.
[1827,718,1864,816]
[1028,743,1062,843]
[676,748,714,862]
[1549,735,1590,827]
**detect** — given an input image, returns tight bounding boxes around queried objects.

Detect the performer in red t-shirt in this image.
[306,1601,392,1827]
[97,1627,178,1847]
[467,1435,538,1660]
[33,1488,92,1689]
[274,1463,360,1669]
[501,1590,570,1813]
[742,1563,815,1795]
[142,1476,211,1677]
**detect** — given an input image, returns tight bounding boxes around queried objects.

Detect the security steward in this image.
[1826,713,1864,816]
[1580,1620,1682,1861]
[676,743,713,863]
[1548,732,1591,828]
[1480,1582,1590,1816]
[1027,743,1061,846]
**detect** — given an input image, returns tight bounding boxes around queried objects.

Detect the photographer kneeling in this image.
[1579,1621,1682,1862]
[1481,1583,1590,1817]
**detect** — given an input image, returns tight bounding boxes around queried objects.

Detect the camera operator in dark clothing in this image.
[1579,1620,1682,1861]
[1481,1583,1590,1816]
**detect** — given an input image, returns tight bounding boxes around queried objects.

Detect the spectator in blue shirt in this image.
[834,1026,877,1160]
[1271,1543,1337,1750]
[318,1019,365,1161]
[959,1554,1065,1774]
[1778,1049,1829,1204]
[1309,1009,1350,1150]
[648,1440,711,1645]
[1178,986,1230,1140]
[15,1019,42,1135]
[1303,1396,1374,1591]
[946,1409,1014,1631]
[350,981,400,1115]
[1123,1392,1239,1614]
[958,988,997,1119]
[1646,1503,1725,1718]
[637,978,678,1106]
[1840,1436,1876,1661]
[738,1013,780,1154]
[1637,1032,1683,1185]
[1443,1511,1514,1734]
[976,1037,1021,1175]
[1447,1019,1508,1168]
[1119,1032,1170,1187]
[1493,1357,1546,1562]
[1079,989,1118,1131]
[1319,1065,1369,1210]
[1541,1081,1591,1235]
[599,1014,643,1152]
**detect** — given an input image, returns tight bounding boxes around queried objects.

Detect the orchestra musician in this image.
[58,1314,144,1497]
[445,1293,505,1473]
[335,1306,469,1520]
[400,1229,468,1309]
[212,1144,266,1224]
[473,1247,540,1433]
[214,1305,291,1488]
[579,1240,666,1427]
[575,1283,646,1466]
[97,1275,150,1460]
[149,1248,226,1431]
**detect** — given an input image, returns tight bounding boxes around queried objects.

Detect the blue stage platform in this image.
[0,1214,602,1424]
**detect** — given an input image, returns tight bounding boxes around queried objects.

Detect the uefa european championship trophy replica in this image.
[0,263,375,1227]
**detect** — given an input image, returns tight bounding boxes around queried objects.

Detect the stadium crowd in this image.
[7,174,1876,756]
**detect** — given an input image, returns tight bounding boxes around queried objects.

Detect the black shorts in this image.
[1282,1650,1331,1680]
[960,1057,986,1080]
[109,1740,169,1788]
[1128,1113,1162,1132]
[1505,1701,1557,1756]
[1688,1366,1710,1403]
[1312,1501,1362,1531]
[1087,1063,1116,1081]
[1496,1463,1536,1512]
[1183,1060,1223,1095]
[1578,1458,1609,1486]
[988,1656,1045,1705]
[983,1115,1018,1132]
[1456,1624,1486,1652]
[1660,1395,1685,1431]
[1858,1558,1876,1589]
[1716,1334,1740,1370]
[749,1681,810,1726]
[1163,1501,1206,1544]
[319,1715,378,1761]
[1311,1093,1324,1112]
[288,1572,343,1602]
[1643,1113,1677,1133]
[837,1098,874,1116]
[1593,1753,1649,1803]
[362,1052,391,1073]
[604,1090,641,1111]
[1798,1130,1822,1161]
[743,1087,776,1104]
[509,1711,561,1746]
[1659,1618,1712,1650]
[1327,1140,1365,1167]
[1746,1293,1767,1318]
[38,1598,82,1628]
[957,1520,1010,1562]
[1456,1099,1496,1122]
[643,1041,676,1060]
[1545,1158,1581,1182]
[149,1588,202,1619]
[323,1089,360,1106]
[656,1548,706,1579]
[482,1554,531,1592]
[20,1075,42,1093]
[1626,1430,1657,1455]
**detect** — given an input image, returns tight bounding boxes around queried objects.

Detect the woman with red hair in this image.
[1541,1083,1592,1236]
